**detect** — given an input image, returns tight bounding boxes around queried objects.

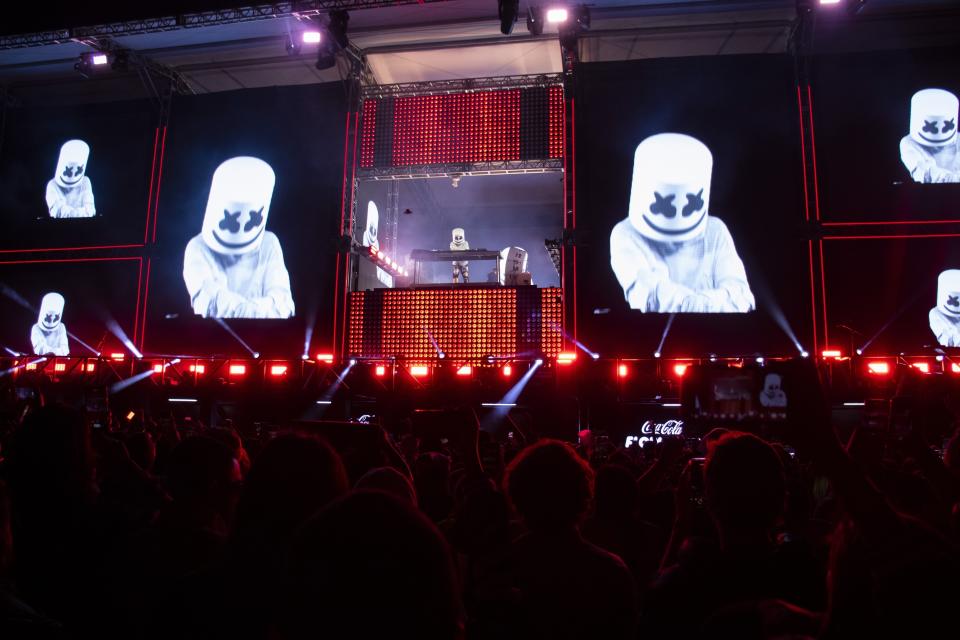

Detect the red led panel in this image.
[548,85,564,159]
[359,85,564,169]
[348,287,563,363]
[359,99,378,168]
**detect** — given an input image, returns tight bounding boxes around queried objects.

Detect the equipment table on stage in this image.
[410,249,501,285]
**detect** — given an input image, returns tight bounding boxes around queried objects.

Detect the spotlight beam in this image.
[858,289,927,354]
[655,313,676,357]
[109,368,156,394]
[213,318,258,357]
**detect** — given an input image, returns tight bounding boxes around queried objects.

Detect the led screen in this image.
[0,258,141,357]
[575,54,811,356]
[811,46,960,221]
[352,173,563,291]
[823,236,960,354]
[143,83,346,357]
[0,99,157,250]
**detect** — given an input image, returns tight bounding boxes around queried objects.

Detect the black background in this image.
[812,46,960,221]
[575,54,811,357]
[0,99,158,250]
[143,83,347,357]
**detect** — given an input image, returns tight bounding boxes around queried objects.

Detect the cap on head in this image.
[55,139,90,188]
[910,89,959,147]
[201,157,276,256]
[938,269,960,316]
[39,292,65,330]
[628,133,712,243]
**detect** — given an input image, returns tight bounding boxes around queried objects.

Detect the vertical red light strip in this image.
[570,97,576,344]
[342,111,360,358]
[333,110,353,356]
[797,85,811,223]
[819,239,828,347]
[151,126,168,243]
[144,127,160,245]
[807,240,818,355]
[807,85,821,221]
[133,256,143,347]
[138,258,152,352]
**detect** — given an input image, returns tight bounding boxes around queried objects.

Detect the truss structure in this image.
[0,0,449,49]
[361,73,565,99]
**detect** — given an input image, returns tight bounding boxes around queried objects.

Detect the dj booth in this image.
[347,285,563,363]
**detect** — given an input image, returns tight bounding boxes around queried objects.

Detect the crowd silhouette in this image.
[0,364,958,639]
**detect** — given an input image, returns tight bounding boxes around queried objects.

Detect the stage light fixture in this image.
[86,363,96,372]
[546,8,568,23]
[152,364,163,373]
[54,362,67,373]
[673,363,688,378]
[867,361,890,375]
[502,364,512,377]
[229,364,247,376]
[618,363,628,378]
[819,0,842,5]
[189,364,205,374]
[375,365,386,377]
[801,351,809,358]
[912,362,931,374]
[285,36,302,56]
[303,30,322,44]
[110,352,125,361]
[557,352,577,365]
[270,364,288,377]
[654,351,661,358]
[316,353,335,364]
[951,363,960,374]
[410,365,429,377]
[499,0,519,35]
[456,365,473,376]
[526,6,545,35]
[821,349,842,359]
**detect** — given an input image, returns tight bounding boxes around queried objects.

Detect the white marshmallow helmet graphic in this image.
[38,292,65,331]
[910,89,959,148]
[499,246,528,284]
[363,201,379,249]
[628,133,712,243]
[451,228,466,247]
[54,140,90,188]
[937,269,960,316]
[760,373,787,408]
[202,157,276,256]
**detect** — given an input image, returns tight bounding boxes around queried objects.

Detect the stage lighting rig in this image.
[526,7,545,36]
[315,10,350,70]
[74,50,110,78]
[499,0,519,35]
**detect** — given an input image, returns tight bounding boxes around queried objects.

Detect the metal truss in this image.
[361,73,565,99]
[0,0,448,49]
[358,159,564,181]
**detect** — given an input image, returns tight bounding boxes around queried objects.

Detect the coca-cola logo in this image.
[640,419,684,436]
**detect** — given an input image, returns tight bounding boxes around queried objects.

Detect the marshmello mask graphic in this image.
[31,292,70,356]
[900,88,960,184]
[46,139,96,218]
[500,246,529,285]
[759,373,787,408]
[450,227,469,283]
[183,156,295,319]
[929,269,960,347]
[610,133,755,313]
[362,201,380,250]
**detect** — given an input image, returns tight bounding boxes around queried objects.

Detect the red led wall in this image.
[348,287,563,362]
[359,85,565,169]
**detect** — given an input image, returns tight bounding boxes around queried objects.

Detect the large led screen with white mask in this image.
[811,46,960,221]
[143,83,345,357]
[0,99,157,249]
[575,54,811,356]
[352,173,563,290]
[0,259,141,357]
[823,238,960,354]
